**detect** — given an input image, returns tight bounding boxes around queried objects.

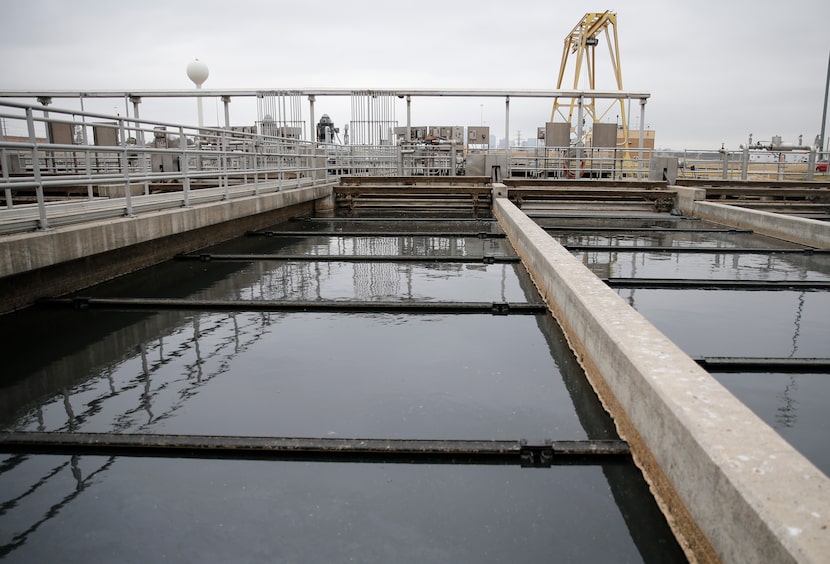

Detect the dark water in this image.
[617,290,829,359]
[575,251,830,281]
[0,455,671,563]
[0,217,685,562]
[565,213,830,477]
[712,371,830,473]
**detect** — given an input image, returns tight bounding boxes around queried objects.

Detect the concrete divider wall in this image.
[0,184,334,312]
[494,196,830,563]
[675,186,830,249]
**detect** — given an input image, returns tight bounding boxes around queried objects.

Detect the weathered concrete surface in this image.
[0,184,333,312]
[675,186,830,249]
[494,196,830,563]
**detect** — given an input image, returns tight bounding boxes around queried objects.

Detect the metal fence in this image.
[2,97,828,234]
[675,148,823,182]
[506,146,824,181]
[0,101,335,233]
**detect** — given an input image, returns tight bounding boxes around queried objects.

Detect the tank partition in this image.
[493,195,830,563]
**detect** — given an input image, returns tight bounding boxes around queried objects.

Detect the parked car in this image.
[817,160,828,173]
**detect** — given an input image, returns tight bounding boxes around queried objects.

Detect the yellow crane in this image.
[550,11,629,149]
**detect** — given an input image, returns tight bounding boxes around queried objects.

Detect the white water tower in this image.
[186,59,209,128]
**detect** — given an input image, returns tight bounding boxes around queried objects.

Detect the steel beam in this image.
[39,297,547,315]
[249,230,506,239]
[178,253,521,264]
[695,357,830,373]
[603,278,830,290]
[565,245,827,254]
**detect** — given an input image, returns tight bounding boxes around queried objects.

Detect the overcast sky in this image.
[2,0,829,150]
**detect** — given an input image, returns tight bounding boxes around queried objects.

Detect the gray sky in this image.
[1,0,829,150]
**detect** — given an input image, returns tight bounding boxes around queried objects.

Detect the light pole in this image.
[820,50,830,159]
[186,59,209,128]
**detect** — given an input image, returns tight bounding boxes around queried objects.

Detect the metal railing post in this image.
[221,132,230,199]
[721,146,729,180]
[638,98,646,179]
[119,119,134,216]
[26,107,49,229]
[807,147,816,181]
[179,126,190,207]
[1,149,12,208]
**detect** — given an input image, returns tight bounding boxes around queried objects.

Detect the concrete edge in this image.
[674,186,830,249]
[494,196,830,563]
[0,184,334,277]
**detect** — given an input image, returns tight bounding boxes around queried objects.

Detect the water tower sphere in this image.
[186,59,209,87]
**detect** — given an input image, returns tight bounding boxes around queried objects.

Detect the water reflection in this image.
[618,289,829,360]
[0,217,685,562]
[0,456,685,563]
[553,229,805,249]
[0,454,116,558]
[575,250,830,281]
[713,371,830,475]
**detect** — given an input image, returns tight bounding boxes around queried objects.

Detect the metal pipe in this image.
[308,95,315,143]
[566,245,828,254]
[0,88,652,100]
[406,95,411,142]
[195,84,204,128]
[603,278,830,290]
[0,432,630,466]
[178,253,521,264]
[504,96,510,176]
[41,297,547,315]
[250,230,505,238]
[694,357,830,373]
[222,95,231,129]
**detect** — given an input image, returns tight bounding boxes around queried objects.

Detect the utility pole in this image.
[820,50,830,158]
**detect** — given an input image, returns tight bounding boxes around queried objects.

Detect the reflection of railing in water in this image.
[10,311,277,434]
[0,454,115,558]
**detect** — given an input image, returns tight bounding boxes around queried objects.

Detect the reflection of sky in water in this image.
[289,235,513,257]
[4,313,589,441]
[198,262,527,302]
[713,372,830,476]
[578,251,830,281]
[553,230,802,249]
[619,289,829,358]
[206,233,516,259]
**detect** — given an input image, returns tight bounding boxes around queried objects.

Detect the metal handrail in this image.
[0,100,336,232]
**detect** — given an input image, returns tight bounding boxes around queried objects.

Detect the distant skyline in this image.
[1,0,829,150]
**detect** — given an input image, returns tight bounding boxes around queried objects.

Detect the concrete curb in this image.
[674,186,830,249]
[0,184,333,278]
[494,197,830,563]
